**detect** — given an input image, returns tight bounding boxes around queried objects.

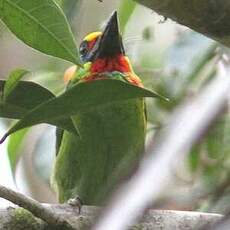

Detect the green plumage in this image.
[51,73,146,205]
[51,12,147,205]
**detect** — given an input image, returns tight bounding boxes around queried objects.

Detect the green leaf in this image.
[7,128,29,173]
[118,0,136,33]
[188,145,201,172]
[0,79,167,142]
[0,80,76,134]
[0,80,54,118]
[0,0,79,64]
[3,69,29,101]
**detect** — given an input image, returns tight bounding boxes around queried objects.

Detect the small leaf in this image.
[0,0,79,64]
[1,79,167,142]
[0,80,54,118]
[0,80,76,135]
[7,128,29,173]
[3,69,29,101]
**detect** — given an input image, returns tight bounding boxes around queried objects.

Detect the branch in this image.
[93,59,230,230]
[0,184,223,229]
[0,185,73,229]
[0,205,223,230]
[134,0,230,48]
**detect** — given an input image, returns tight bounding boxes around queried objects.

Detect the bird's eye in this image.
[79,41,88,56]
[80,46,87,55]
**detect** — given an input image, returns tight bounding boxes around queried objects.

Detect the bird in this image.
[51,11,146,207]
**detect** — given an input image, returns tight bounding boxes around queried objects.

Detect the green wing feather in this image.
[52,69,146,205]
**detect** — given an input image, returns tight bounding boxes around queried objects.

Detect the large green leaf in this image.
[0,80,76,134]
[0,0,79,64]
[0,79,166,143]
[3,69,29,101]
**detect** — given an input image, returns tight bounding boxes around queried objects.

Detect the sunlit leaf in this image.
[0,0,79,64]
[7,128,29,173]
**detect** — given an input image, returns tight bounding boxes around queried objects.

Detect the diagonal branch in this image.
[0,184,73,229]
[0,184,223,229]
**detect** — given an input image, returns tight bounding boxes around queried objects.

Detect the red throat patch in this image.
[90,54,132,73]
[83,54,143,87]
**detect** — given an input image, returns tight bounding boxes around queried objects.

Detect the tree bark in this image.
[134,0,230,48]
[0,204,223,230]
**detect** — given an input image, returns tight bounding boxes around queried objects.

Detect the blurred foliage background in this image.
[0,0,229,214]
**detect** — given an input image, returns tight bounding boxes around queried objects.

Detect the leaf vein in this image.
[5,0,77,63]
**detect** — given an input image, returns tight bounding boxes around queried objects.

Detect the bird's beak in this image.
[87,11,125,62]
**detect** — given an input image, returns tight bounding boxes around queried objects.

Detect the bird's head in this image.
[79,31,102,63]
[64,11,138,83]
[80,11,125,63]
